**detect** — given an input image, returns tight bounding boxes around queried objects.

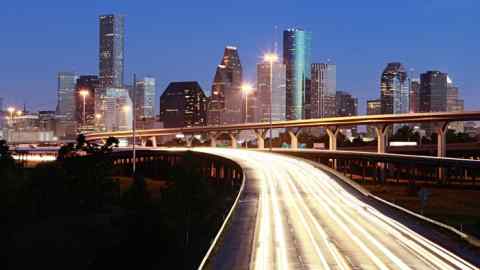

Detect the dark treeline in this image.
[0,136,238,270]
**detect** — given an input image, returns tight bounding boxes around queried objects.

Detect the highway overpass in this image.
[85,111,480,158]
[184,148,478,269]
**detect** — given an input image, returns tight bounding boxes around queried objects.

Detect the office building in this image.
[55,72,77,137]
[380,62,409,115]
[134,77,156,122]
[75,75,99,130]
[283,28,312,120]
[99,87,133,131]
[367,99,381,137]
[336,91,358,136]
[207,46,243,125]
[99,14,125,88]
[256,60,286,123]
[160,81,208,128]
[310,63,336,119]
[410,78,420,113]
[447,77,464,132]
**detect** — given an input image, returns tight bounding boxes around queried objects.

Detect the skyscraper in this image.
[101,87,133,131]
[336,90,358,136]
[56,72,78,119]
[75,75,99,130]
[419,71,448,113]
[207,46,243,125]
[380,63,409,115]
[134,77,156,120]
[283,28,312,120]
[447,77,464,132]
[256,60,286,123]
[160,81,208,128]
[367,99,382,138]
[310,63,336,119]
[99,14,125,88]
[410,78,420,113]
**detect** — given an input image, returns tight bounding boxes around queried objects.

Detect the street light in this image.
[241,83,253,124]
[79,90,89,126]
[263,53,278,151]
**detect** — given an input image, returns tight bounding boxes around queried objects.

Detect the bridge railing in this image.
[272,149,480,187]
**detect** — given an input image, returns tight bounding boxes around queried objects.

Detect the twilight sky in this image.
[0,0,479,114]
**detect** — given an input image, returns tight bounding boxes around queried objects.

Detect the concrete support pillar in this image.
[140,137,147,147]
[374,124,390,153]
[288,128,301,149]
[208,132,219,147]
[186,135,193,148]
[254,129,268,149]
[434,122,449,158]
[326,126,340,151]
[150,136,157,147]
[434,121,449,181]
[228,133,238,148]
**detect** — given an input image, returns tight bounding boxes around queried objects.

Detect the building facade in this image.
[207,47,243,126]
[75,75,99,131]
[283,28,312,120]
[367,99,381,137]
[409,78,420,113]
[99,14,125,88]
[310,63,336,119]
[56,72,77,138]
[380,62,409,115]
[161,81,208,128]
[419,71,448,113]
[336,91,358,136]
[256,61,286,123]
[99,87,133,131]
[134,77,156,121]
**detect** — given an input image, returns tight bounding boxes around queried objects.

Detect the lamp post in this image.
[241,83,253,124]
[263,53,278,151]
[7,107,15,141]
[79,90,89,127]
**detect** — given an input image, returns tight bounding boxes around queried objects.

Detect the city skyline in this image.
[0,0,478,114]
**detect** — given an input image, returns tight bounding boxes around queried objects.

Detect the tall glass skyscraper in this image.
[380,62,409,115]
[310,63,336,119]
[56,72,78,119]
[283,28,312,120]
[99,14,124,88]
[135,77,156,120]
[256,61,286,123]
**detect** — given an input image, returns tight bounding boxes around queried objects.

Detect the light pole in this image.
[263,53,278,151]
[7,107,15,141]
[79,90,89,127]
[241,83,253,124]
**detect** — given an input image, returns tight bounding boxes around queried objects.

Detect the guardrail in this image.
[270,149,480,186]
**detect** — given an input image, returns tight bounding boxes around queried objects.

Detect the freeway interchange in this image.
[194,148,478,270]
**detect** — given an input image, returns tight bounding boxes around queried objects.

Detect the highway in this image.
[195,148,478,270]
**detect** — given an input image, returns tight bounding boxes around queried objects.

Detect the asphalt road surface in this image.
[196,148,478,270]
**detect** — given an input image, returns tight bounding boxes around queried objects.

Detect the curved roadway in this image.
[195,148,478,270]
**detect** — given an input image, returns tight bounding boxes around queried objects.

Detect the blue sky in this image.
[0,0,478,114]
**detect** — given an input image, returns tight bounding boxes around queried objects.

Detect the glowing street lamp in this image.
[7,107,15,120]
[241,83,253,124]
[263,52,278,151]
[79,90,89,126]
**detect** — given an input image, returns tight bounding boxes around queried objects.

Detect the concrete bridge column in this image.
[186,135,193,148]
[208,132,219,147]
[228,133,238,148]
[434,121,449,181]
[375,124,390,153]
[254,129,268,149]
[434,121,449,158]
[326,126,340,151]
[150,136,157,147]
[288,128,302,149]
[140,137,147,147]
